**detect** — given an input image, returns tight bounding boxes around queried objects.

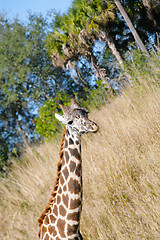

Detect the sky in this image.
[1,0,73,22]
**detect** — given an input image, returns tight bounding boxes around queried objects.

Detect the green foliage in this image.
[35,92,70,138]
[125,49,160,83]
[0,144,8,173]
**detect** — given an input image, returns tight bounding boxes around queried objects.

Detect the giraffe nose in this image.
[88,121,99,133]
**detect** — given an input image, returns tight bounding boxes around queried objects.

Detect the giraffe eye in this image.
[68,120,73,125]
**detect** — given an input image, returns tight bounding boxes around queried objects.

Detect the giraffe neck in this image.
[39,126,83,239]
[55,125,82,237]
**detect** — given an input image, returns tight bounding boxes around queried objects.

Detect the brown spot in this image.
[57,218,66,238]
[62,194,69,208]
[60,175,64,185]
[70,199,81,209]
[69,148,80,160]
[57,160,62,171]
[67,223,78,236]
[63,167,69,180]
[44,234,49,240]
[67,211,80,221]
[68,178,81,194]
[48,225,57,236]
[44,215,49,225]
[63,185,67,192]
[53,205,58,216]
[59,205,67,217]
[57,195,61,204]
[64,151,69,163]
[59,151,63,160]
[75,163,81,177]
[54,184,58,191]
[50,214,56,224]
[70,161,76,172]
[58,186,62,194]
[75,140,79,145]
[61,158,65,166]
[56,237,61,240]
[41,226,47,238]
[69,138,74,145]
[64,139,68,148]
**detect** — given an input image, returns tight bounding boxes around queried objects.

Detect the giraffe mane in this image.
[38,126,66,229]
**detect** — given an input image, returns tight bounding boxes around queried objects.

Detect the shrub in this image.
[35,91,70,138]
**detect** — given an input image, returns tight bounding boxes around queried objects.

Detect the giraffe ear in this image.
[55,113,66,123]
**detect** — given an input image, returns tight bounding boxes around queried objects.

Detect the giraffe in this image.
[38,97,99,240]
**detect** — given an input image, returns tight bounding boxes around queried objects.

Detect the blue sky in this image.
[1,0,73,21]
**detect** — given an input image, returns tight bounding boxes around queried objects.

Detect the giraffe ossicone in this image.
[38,97,99,240]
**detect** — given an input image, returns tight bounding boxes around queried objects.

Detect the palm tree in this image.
[46,1,109,85]
[114,0,150,57]
[46,0,131,83]
[45,13,89,87]
[70,0,127,80]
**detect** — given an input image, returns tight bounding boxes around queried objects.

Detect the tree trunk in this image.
[100,30,124,66]
[99,30,122,66]
[74,64,88,88]
[99,29,131,81]
[85,52,109,85]
[114,0,150,57]
[66,61,88,88]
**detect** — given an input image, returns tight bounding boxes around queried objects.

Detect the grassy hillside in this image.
[0,64,160,239]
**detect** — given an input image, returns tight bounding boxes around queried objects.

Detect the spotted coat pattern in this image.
[38,127,83,240]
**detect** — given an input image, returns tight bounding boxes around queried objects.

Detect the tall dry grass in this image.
[0,75,160,239]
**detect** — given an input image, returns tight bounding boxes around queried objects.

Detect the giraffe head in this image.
[55,97,99,135]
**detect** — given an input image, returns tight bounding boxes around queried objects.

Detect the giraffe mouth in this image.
[88,122,99,133]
